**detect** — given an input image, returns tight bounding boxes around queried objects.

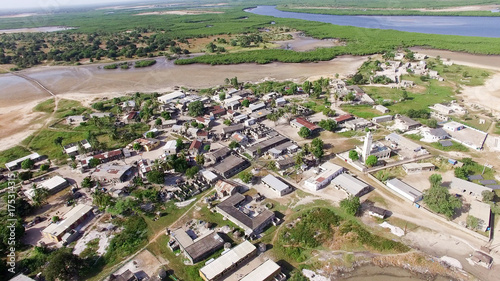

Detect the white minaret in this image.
[362,131,372,161]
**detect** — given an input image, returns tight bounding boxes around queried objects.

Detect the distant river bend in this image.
[246,6,500,38]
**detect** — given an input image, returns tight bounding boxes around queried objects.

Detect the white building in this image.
[240,259,282,281]
[248,102,266,113]
[443,121,465,132]
[262,174,292,197]
[157,91,186,104]
[386,178,423,203]
[402,163,435,174]
[372,115,393,124]
[374,105,389,113]
[331,173,369,197]
[304,162,344,191]
[450,177,492,199]
[201,170,219,183]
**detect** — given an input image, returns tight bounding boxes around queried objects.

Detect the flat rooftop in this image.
[42,204,93,237]
[200,240,256,281]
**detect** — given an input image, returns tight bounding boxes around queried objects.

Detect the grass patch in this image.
[55,99,89,119]
[27,130,87,162]
[427,58,491,87]
[430,141,469,152]
[342,104,381,119]
[33,98,55,113]
[456,117,491,132]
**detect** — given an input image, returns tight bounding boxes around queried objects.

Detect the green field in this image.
[33,98,56,113]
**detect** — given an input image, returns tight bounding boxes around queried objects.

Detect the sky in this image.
[0,0,149,11]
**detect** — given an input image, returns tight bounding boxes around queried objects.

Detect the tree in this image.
[92,192,113,210]
[349,150,359,161]
[466,215,479,230]
[427,119,438,128]
[423,185,462,218]
[241,99,250,107]
[19,171,32,180]
[312,146,324,160]
[223,119,232,126]
[146,170,165,184]
[53,136,64,147]
[365,155,378,167]
[89,157,100,168]
[229,141,239,149]
[322,108,335,117]
[224,78,230,85]
[345,92,355,101]
[429,174,442,188]
[155,118,163,126]
[176,138,184,150]
[219,92,226,101]
[21,158,35,169]
[482,190,495,202]
[92,101,105,111]
[186,166,200,178]
[108,198,137,215]
[81,177,94,188]
[52,216,60,223]
[44,248,82,281]
[318,119,337,131]
[238,171,253,184]
[302,80,311,94]
[133,142,142,151]
[230,76,239,88]
[32,187,49,207]
[454,167,468,179]
[298,127,311,139]
[188,100,205,117]
[146,131,155,138]
[40,164,50,171]
[204,145,211,151]
[195,154,205,165]
[161,111,171,120]
[401,90,409,101]
[0,216,24,253]
[340,196,360,216]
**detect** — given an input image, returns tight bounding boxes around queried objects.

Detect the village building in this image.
[335,114,354,124]
[443,121,465,132]
[215,179,241,198]
[42,204,93,242]
[250,109,272,121]
[267,141,297,158]
[402,163,435,174]
[157,90,186,104]
[5,152,41,171]
[138,159,153,178]
[400,80,415,88]
[450,177,492,199]
[290,117,320,132]
[196,130,209,141]
[374,104,389,113]
[275,97,287,107]
[368,205,388,219]
[163,140,177,155]
[216,193,275,236]
[63,140,92,156]
[358,131,391,162]
[213,155,250,178]
[121,100,136,111]
[230,132,248,146]
[123,111,138,124]
[471,251,493,269]
[468,200,491,232]
[239,259,284,281]
[189,139,203,155]
[161,119,178,128]
[248,102,266,113]
[233,114,248,123]
[304,162,344,191]
[385,133,427,158]
[206,147,231,163]
[92,164,133,183]
[331,173,370,197]
[276,156,296,170]
[386,178,423,203]
[199,240,257,281]
[372,115,393,124]
[135,138,161,152]
[262,174,292,197]
[344,118,372,131]
[89,112,113,118]
[222,123,245,138]
[171,229,225,264]
[422,128,449,142]
[201,170,219,183]
[397,116,421,131]
[208,105,227,117]
[245,135,289,157]
[244,118,256,126]
[109,270,139,281]
[26,176,69,199]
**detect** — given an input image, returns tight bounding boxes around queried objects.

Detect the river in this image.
[246,6,500,38]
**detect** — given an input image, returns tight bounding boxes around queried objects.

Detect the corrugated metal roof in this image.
[262,174,288,192]
[200,240,256,280]
[332,174,368,196]
[240,259,280,281]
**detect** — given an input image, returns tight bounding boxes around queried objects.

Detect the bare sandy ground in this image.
[274,32,342,52]
[136,10,223,16]
[0,13,37,18]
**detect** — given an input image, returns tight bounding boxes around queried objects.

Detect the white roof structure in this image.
[248,102,266,112]
[223,95,242,106]
[5,152,40,170]
[262,174,288,192]
[163,140,177,151]
[158,91,186,103]
[42,204,93,238]
[240,259,281,281]
[443,121,464,131]
[386,178,423,202]
[331,174,368,196]
[200,240,256,281]
[469,200,491,231]
[201,170,218,182]
[39,176,68,192]
[304,162,344,190]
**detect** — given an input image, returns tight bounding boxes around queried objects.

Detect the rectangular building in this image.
[372,115,393,124]
[245,136,289,157]
[42,204,93,242]
[290,117,320,132]
[450,177,492,199]
[39,175,69,194]
[171,229,225,264]
[304,162,344,191]
[206,147,231,163]
[5,152,41,171]
[199,240,257,281]
[216,193,274,236]
[331,173,369,197]
[164,140,177,155]
[262,174,292,197]
[386,178,423,203]
[92,164,133,183]
[158,91,186,103]
[213,155,250,179]
[239,259,282,281]
[469,200,491,232]
[402,163,435,174]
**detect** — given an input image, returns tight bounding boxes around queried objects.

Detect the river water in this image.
[246,6,500,38]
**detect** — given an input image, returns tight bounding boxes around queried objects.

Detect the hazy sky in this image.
[1,0,147,10]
